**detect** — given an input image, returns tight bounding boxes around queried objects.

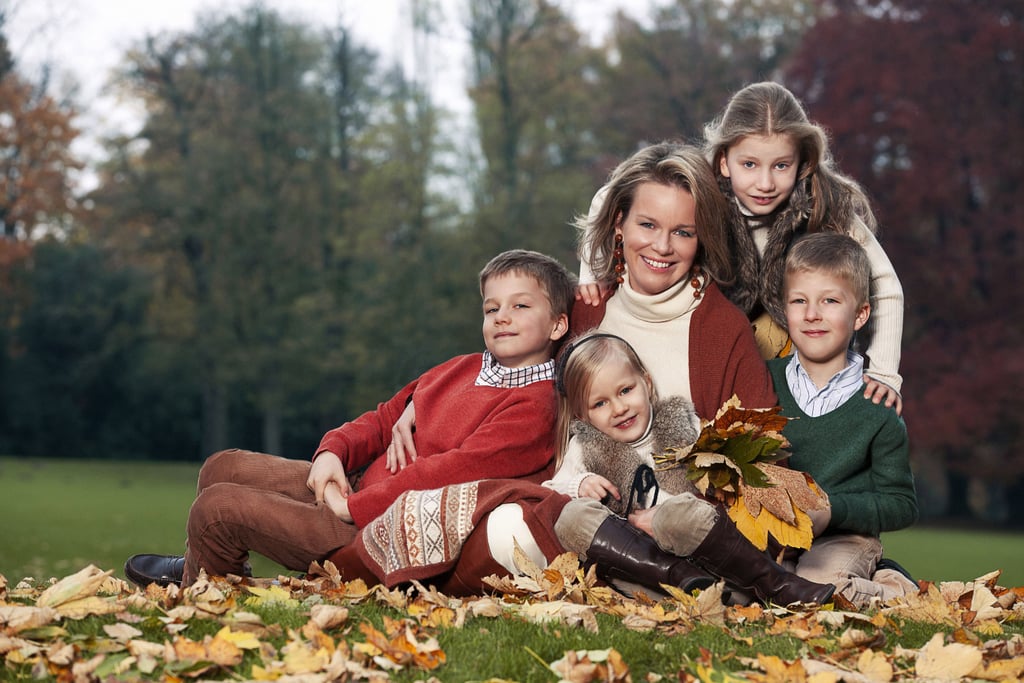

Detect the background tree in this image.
[0,63,81,239]
[592,0,818,160]
[465,0,603,264]
[88,8,348,456]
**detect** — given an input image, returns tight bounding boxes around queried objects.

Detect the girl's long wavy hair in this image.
[553,331,656,469]
[703,82,877,324]
[576,141,734,289]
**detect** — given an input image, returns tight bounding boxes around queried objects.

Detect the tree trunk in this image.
[262,403,282,456]
[200,380,229,457]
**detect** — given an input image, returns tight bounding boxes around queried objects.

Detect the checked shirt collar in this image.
[475,350,555,388]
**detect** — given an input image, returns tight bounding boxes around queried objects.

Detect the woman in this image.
[344,143,833,606]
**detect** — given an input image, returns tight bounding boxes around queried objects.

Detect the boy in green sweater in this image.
[768,232,918,607]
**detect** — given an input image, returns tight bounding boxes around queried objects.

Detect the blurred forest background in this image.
[0,0,1020,527]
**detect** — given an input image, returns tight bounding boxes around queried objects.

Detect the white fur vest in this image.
[575,396,702,516]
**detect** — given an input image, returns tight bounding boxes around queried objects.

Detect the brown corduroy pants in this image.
[182,449,359,585]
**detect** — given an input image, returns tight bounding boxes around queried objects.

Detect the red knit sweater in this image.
[570,282,776,417]
[316,354,557,527]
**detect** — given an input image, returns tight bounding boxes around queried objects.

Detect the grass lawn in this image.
[0,456,283,583]
[1,456,1022,588]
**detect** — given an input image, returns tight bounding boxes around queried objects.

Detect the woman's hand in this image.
[863,376,902,415]
[307,451,352,502]
[386,401,418,473]
[575,283,604,307]
[579,474,620,502]
[627,507,656,536]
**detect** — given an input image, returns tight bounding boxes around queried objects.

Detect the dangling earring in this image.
[613,234,625,288]
[690,264,703,299]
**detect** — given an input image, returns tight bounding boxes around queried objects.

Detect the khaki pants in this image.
[786,533,916,608]
[183,449,358,585]
[554,493,718,558]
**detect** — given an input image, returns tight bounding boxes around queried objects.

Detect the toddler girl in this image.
[545,331,835,606]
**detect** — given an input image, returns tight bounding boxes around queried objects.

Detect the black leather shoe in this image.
[124,554,185,587]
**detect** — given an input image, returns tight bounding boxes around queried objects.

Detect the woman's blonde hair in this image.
[553,331,655,468]
[576,141,734,289]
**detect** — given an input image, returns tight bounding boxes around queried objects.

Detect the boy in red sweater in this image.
[125,249,575,587]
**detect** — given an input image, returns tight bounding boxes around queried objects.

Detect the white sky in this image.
[6,0,635,184]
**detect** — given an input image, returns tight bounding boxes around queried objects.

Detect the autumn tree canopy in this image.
[0,0,1020,521]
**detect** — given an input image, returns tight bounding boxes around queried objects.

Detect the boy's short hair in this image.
[479,249,577,319]
[785,233,870,305]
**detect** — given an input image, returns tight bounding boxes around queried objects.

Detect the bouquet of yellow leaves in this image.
[654,395,829,551]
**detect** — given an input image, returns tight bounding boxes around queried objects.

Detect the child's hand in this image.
[322,482,353,523]
[579,474,619,501]
[627,507,656,536]
[808,506,831,537]
[863,376,902,415]
[575,283,604,307]
[386,401,418,472]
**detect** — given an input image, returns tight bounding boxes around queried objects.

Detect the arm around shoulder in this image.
[850,217,905,393]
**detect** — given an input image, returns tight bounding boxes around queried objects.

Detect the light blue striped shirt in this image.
[785,351,865,417]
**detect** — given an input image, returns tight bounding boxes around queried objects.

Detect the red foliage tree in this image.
[0,71,81,239]
[784,1,1024,481]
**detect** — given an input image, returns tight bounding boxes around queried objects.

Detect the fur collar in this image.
[575,396,701,515]
[719,174,813,326]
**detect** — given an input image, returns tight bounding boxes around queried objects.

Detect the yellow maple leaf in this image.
[695,662,749,683]
[282,640,331,675]
[213,625,261,650]
[172,635,209,663]
[915,633,983,679]
[856,648,894,682]
[246,584,299,608]
[753,654,808,682]
[206,632,244,667]
[727,495,814,551]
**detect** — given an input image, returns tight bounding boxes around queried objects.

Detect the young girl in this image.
[544,331,835,606]
[578,83,905,413]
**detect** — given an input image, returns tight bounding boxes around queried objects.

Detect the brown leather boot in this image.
[585,515,715,595]
[691,509,835,606]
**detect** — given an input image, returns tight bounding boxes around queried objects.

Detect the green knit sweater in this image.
[768,359,918,537]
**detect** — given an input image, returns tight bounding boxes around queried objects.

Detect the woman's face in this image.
[615,182,699,296]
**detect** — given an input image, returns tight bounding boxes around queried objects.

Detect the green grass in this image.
[1,456,1021,588]
[882,525,1024,587]
[0,456,283,583]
